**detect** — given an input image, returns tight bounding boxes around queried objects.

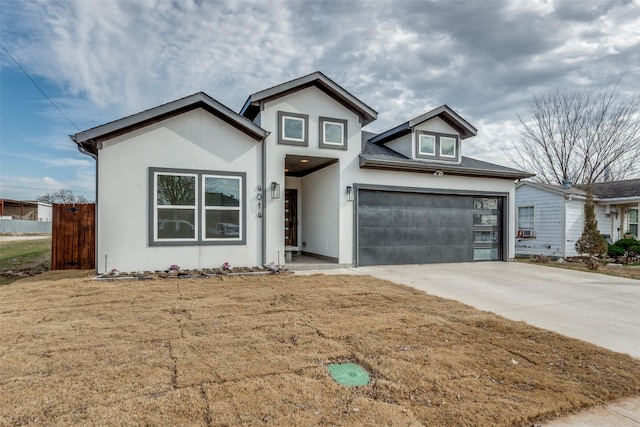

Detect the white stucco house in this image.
[71,72,532,273]
[515,179,640,258]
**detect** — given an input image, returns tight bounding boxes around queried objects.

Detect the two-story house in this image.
[71,72,532,273]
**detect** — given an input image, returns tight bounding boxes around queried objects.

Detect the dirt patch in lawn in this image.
[2,272,640,426]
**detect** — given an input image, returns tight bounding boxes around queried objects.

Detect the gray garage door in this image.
[357,190,503,266]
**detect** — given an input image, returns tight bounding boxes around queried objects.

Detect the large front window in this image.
[150,168,245,245]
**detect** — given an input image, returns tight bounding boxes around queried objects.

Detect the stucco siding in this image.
[515,185,565,257]
[260,86,360,265]
[96,109,261,273]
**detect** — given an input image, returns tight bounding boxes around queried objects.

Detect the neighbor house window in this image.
[629,208,638,237]
[415,131,459,161]
[150,168,245,246]
[277,111,308,146]
[319,117,348,150]
[517,206,535,238]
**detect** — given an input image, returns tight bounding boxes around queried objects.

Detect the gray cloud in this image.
[2,0,639,171]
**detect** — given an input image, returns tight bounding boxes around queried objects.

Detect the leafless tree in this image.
[37,189,89,204]
[513,83,640,185]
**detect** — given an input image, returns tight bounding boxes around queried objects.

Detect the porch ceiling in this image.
[285,155,338,177]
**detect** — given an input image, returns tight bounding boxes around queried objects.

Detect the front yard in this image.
[1,272,640,426]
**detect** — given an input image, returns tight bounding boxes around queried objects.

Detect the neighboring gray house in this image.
[515,179,640,258]
[72,71,532,274]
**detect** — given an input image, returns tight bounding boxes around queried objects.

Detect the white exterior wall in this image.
[96,109,261,273]
[514,185,565,257]
[301,163,340,258]
[260,86,361,264]
[563,199,584,257]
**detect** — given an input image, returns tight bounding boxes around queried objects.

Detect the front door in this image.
[284,189,298,246]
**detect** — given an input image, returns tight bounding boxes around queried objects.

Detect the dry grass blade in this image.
[1,272,639,426]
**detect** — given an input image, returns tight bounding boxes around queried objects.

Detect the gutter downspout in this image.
[562,195,568,258]
[261,134,267,266]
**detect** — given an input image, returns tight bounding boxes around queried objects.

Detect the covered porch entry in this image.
[283,154,340,265]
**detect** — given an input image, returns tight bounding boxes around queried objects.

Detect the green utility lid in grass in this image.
[327,363,370,387]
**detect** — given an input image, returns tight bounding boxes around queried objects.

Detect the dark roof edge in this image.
[360,156,534,179]
[369,105,477,146]
[71,92,268,157]
[239,71,378,125]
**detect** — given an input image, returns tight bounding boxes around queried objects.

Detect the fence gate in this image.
[51,204,95,270]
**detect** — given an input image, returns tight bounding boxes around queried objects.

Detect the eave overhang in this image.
[369,105,477,146]
[71,92,268,158]
[360,156,534,180]
[240,71,378,126]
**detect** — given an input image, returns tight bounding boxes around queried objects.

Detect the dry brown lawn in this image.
[1,271,640,426]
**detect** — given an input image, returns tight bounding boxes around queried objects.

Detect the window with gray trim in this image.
[277,111,309,146]
[415,131,459,161]
[149,168,245,246]
[319,116,348,150]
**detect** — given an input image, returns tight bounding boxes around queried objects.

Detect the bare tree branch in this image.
[511,83,640,185]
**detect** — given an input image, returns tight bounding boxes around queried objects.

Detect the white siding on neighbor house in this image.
[515,185,565,257]
[564,198,586,257]
[96,109,262,274]
[260,86,360,264]
[594,205,614,242]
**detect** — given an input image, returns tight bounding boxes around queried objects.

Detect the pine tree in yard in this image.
[575,185,606,269]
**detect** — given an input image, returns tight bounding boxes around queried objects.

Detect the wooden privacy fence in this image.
[51,204,95,270]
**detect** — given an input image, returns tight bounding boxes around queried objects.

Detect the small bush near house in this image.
[607,244,625,260]
[612,238,640,264]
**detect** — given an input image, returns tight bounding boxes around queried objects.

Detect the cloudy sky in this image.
[1,0,639,200]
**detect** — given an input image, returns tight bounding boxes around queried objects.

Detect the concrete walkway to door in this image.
[357,262,640,359]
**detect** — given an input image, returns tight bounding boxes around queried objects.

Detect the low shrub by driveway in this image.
[1,272,640,426]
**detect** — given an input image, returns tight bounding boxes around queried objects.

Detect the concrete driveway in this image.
[357,262,640,359]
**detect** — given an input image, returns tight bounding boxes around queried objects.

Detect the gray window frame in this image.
[319,116,348,150]
[415,130,460,162]
[149,167,246,246]
[277,111,309,146]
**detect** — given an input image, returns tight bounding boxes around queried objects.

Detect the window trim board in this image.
[415,130,460,162]
[149,167,246,246]
[319,116,348,150]
[277,111,309,146]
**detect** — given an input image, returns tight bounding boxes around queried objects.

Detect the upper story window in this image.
[319,116,348,150]
[415,131,459,162]
[150,168,245,246]
[277,111,308,146]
